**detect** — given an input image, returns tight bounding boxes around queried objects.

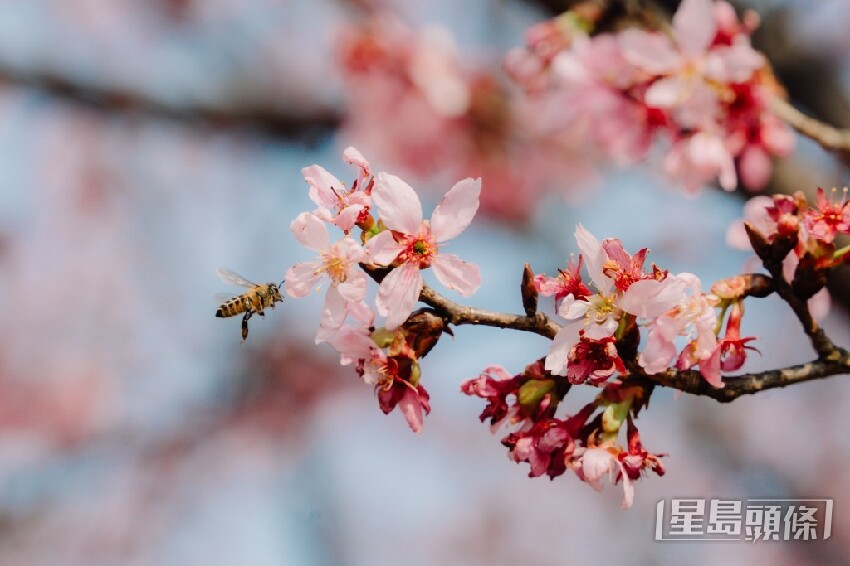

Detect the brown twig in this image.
[771,97,850,155]
[627,357,850,403]
[418,284,560,339]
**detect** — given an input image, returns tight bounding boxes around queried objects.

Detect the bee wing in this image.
[217,267,257,289]
[214,292,239,304]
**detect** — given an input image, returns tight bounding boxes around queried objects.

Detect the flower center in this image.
[322,254,348,283]
[587,293,617,324]
[398,232,438,268]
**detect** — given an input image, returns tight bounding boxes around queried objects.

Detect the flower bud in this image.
[711,273,774,300]
[521,263,539,316]
[791,255,829,300]
[402,308,449,358]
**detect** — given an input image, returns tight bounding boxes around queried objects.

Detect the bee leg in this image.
[241,311,253,341]
[258,311,265,318]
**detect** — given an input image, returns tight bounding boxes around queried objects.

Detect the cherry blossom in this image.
[804,187,850,245]
[620,0,764,129]
[325,323,431,433]
[571,445,633,509]
[367,173,482,329]
[284,212,371,334]
[304,147,373,232]
[544,225,685,377]
[638,273,721,387]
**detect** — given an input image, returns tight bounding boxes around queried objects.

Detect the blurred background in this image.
[0,0,848,564]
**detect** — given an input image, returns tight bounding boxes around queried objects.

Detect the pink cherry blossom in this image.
[324,323,431,433]
[544,34,658,165]
[621,0,764,129]
[804,187,850,245]
[367,173,482,329]
[378,381,431,435]
[534,255,591,304]
[619,420,666,482]
[303,147,373,232]
[664,131,737,191]
[545,225,686,376]
[284,212,371,334]
[638,273,720,386]
[571,445,633,509]
[726,194,832,319]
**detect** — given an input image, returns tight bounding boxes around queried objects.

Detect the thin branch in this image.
[0,64,341,140]
[627,357,850,403]
[419,284,561,339]
[771,97,850,155]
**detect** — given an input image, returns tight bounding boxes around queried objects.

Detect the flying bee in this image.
[215,268,283,341]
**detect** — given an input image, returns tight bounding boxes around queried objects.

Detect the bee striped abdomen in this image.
[216,297,248,318]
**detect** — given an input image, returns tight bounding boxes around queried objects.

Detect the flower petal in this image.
[430,177,481,242]
[703,45,763,83]
[431,253,482,296]
[365,230,404,265]
[325,324,375,362]
[619,277,685,318]
[320,285,347,331]
[575,224,612,294]
[291,211,329,252]
[673,0,716,58]
[334,204,366,232]
[284,261,322,298]
[738,145,771,191]
[337,268,367,302]
[343,146,371,177]
[544,321,582,376]
[638,321,679,374]
[372,172,423,234]
[303,165,344,211]
[376,263,424,329]
[619,29,681,74]
[644,76,688,109]
[398,387,428,433]
[558,294,590,320]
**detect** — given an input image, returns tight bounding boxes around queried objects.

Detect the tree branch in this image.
[627,357,850,403]
[0,64,341,141]
[771,97,850,156]
[418,284,560,339]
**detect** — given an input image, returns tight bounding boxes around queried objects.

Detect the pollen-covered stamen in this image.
[586,293,618,325]
[822,187,849,223]
[396,230,439,268]
[319,252,350,283]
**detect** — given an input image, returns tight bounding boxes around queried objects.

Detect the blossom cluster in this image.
[728,187,850,312]
[536,225,754,389]
[460,225,767,506]
[337,16,586,223]
[462,362,664,508]
[505,0,794,192]
[284,148,482,432]
[282,151,768,505]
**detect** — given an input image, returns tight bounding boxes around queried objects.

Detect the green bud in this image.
[518,379,555,411]
[371,328,396,348]
[602,400,631,434]
[409,360,421,387]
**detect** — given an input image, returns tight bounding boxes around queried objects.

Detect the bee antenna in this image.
[279,279,285,288]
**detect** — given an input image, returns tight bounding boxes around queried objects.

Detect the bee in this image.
[215,268,283,341]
